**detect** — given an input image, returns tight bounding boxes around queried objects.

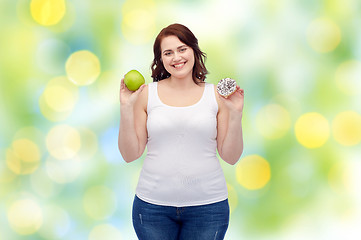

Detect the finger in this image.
[128,84,145,99]
[120,78,125,89]
[139,83,146,90]
[134,84,146,95]
[216,93,227,100]
[238,88,244,95]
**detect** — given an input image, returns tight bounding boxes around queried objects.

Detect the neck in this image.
[170,75,192,87]
[168,75,202,89]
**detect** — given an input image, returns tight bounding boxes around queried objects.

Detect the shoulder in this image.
[157,78,169,88]
[208,83,219,100]
[136,83,149,113]
[208,83,225,113]
[139,83,150,97]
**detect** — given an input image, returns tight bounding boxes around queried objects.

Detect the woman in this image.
[118,23,244,240]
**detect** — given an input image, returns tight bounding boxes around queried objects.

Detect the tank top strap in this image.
[147,82,159,112]
[203,83,218,112]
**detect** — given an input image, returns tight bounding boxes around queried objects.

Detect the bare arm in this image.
[118,78,148,163]
[215,85,244,165]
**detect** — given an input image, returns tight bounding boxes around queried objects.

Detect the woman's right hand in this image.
[119,77,146,107]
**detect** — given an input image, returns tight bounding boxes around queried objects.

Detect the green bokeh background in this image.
[1,0,361,239]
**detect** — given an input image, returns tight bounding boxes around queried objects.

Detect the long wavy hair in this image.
[151,24,208,84]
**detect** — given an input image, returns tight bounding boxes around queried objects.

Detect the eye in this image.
[164,52,172,56]
[180,48,187,52]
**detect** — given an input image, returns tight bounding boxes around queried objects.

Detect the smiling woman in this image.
[160,36,195,81]
[118,23,245,240]
[151,24,208,83]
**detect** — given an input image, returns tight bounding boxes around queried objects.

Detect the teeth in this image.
[174,63,185,68]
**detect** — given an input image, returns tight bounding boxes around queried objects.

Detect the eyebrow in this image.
[163,45,187,53]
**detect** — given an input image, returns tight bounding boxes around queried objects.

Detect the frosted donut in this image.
[217,78,237,98]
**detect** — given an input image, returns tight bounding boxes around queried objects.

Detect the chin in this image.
[168,69,193,79]
[171,72,191,79]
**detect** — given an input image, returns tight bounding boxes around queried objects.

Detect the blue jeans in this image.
[132,195,229,240]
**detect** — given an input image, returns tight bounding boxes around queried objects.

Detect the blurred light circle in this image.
[83,185,117,220]
[8,199,43,235]
[45,156,82,183]
[335,60,361,96]
[121,0,155,15]
[35,39,71,75]
[46,124,81,160]
[294,112,330,148]
[39,94,72,122]
[30,0,66,26]
[332,111,361,146]
[307,18,341,53]
[77,128,98,161]
[12,139,40,163]
[6,139,41,175]
[0,149,17,183]
[122,9,156,44]
[256,104,291,139]
[39,76,79,122]
[227,184,238,214]
[121,0,156,44]
[236,155,271,190]
[89,224,122,240]
[30,168,59,198]
[44,85,76,112]
[38,205,70,239]
[0,27,36,76]
[13,127,45,151]
[0,166,17,183]
[65,50,101,86]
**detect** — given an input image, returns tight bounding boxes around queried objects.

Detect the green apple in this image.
[124,70,145,91]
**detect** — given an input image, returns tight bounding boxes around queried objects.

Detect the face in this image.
[160,35,195,80]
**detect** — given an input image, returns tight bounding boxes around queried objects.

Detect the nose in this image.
[173,52,182,62]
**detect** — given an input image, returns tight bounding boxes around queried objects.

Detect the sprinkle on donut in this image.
[217,78,237,98]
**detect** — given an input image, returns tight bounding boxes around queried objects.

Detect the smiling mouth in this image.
[173,62,186,69]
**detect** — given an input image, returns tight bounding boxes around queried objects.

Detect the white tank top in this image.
[135,81,228,207]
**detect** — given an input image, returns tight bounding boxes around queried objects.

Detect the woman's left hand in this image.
[219,86,244,113]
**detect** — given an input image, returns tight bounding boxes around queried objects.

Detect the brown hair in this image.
[151,23,208,84]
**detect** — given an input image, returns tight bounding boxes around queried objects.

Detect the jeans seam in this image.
[139,213,143,225]
[213,230,218,240]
